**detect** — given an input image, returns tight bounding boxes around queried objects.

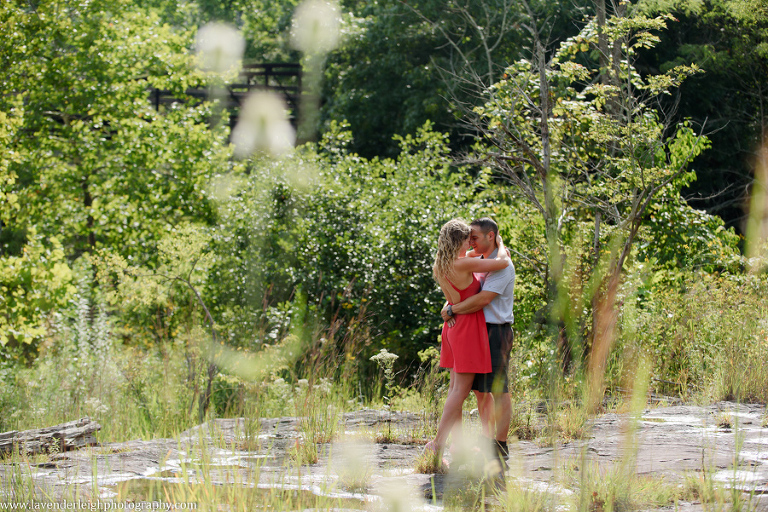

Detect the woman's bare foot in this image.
[424,440,450,469]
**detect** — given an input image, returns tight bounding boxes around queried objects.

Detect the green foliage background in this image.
[208,122,488,374]
[0,0,765,439]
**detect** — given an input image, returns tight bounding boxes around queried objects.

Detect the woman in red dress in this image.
[425,219,510,460]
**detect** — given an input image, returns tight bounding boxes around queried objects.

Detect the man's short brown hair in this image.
[470,217,499,237]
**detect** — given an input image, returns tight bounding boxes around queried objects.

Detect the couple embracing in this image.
[426,217,516,468]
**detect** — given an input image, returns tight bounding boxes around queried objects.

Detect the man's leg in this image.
[487,324,514,462]
[473,390,494,438]
[490,391,512,463]
[494,392,512,442]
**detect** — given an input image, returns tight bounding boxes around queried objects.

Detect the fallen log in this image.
[0,417,100,456]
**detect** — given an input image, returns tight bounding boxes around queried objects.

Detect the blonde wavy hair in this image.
[433,219,471,282]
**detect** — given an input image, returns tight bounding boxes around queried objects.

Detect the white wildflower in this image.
[290,0,341,55]
[85,397,109,415]
[369,348,398,365]
[195,22,245,73]
[271,377,292,401]
[316,377,332,394]
[231,92,295,158]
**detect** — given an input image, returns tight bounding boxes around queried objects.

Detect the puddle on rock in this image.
[154,470,185,478]
[151,465,254,480]
[108,479,367,510]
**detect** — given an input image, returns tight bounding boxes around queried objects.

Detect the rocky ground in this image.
[2,402,768,510]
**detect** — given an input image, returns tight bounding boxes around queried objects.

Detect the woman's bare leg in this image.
[432,371,475,451]
[446,369,456,396]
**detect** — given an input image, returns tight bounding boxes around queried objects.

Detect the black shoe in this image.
[494,440,509,471]
[494,439,509,458]
[483,468,506,494]
[492,471,506,492]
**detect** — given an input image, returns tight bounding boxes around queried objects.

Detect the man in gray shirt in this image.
[441,217,515,465]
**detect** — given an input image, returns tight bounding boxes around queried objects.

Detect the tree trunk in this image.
[82,175,95,249]
[535,35,568,370]
[596,0,609,81]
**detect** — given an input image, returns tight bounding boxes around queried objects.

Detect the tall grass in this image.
[611,272,768,403]
[0,282,195,440]
[574,463,680,512]
[3,231,768,512]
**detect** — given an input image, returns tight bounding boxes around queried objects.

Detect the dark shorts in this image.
[472,323,514,393]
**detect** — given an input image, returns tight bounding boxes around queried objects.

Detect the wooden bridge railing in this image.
[150,63,302,126]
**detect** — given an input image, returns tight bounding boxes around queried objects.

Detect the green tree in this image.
[2,0,227,260]
[207,122,485,378]
[0,0,231,350]
[295,123,483,362]
[470,9,736,387]
[323,0,588,158]
[136,0,302,61]
[635,0,768,232]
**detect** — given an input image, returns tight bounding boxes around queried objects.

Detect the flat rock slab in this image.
[2,403,768,510]
[0,418,100,457]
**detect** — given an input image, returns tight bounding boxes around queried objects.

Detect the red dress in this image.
[439,275,492,374]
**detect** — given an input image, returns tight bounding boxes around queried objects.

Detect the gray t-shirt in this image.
[477,248,515,324]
